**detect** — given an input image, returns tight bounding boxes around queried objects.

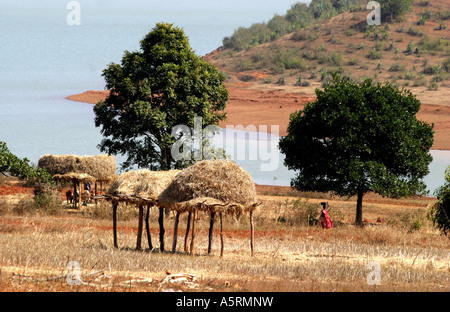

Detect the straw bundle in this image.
[38,154,116,182]
[158,160,258,216]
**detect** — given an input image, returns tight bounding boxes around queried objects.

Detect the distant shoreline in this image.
[67,82,450,151]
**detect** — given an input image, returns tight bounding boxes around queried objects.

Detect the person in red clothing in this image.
[320,201,333,229]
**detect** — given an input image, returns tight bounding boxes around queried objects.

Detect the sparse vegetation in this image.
[213,1,450,91]
[0,184,448,292]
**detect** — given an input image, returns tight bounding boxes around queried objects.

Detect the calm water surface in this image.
[0,0,448,193]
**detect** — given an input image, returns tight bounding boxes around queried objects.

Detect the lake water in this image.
[0,0,448,194]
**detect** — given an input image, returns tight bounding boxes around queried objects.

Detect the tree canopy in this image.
[428,166,450,236]
[378,0,413,21]
[0,141,53,185]
[94,23,228,171]
[279,75,434,225]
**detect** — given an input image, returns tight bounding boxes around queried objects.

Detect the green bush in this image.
[389,63,406,72]
[406,42,414,55]
[291,199,319,226]
[368,48,382,60]
[0,141,54,185]
[331,51,343,66]
[423,65,442,75]
[347,57,360,66]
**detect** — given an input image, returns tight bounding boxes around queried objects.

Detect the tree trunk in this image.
[355,189,364,226]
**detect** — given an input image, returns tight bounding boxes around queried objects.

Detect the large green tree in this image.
[94,23,228,170]
[279,76,434,226]
[428,166,450,236]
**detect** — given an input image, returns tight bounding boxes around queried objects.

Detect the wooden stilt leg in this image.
[208,212,216,255]
[113,203,118,249]
[172,211,180,253]
[220,212,224,258]
[145,205,153,250]
[184,211,192,253]
[158,207,165,252]
[94,182,98,207]
[190,210,197,256]
[136,205,144,251]
[73,181,76,209]
[250,210,254,257]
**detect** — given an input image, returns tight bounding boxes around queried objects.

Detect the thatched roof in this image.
[107,169,181,205]
[158,160,258,215]
[37,154,116,182]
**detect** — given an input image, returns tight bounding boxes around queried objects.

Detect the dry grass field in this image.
[0,178,448,293]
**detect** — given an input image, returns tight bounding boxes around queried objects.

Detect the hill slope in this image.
[205,0,449,103]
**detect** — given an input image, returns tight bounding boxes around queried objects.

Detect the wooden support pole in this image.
[79,181,82,207]
[145,205,153,250]
[190,209,197,256]
[136,205,144,251]
[172,211,180,253]
[94,182,98,207]
[250,210,255,257]
[208,212,216,255]
[158,207,165,252]
[113,203,118,249]
[73,181,77,209]
[219,212,224,258]
[184,211,192,253]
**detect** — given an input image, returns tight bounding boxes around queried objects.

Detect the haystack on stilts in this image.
[105,169,180,251]
[158,160,259,257]
[37,154,116,208]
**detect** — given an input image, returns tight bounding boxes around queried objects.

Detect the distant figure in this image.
[320,201,333,229]
[66,190,73,204]
[84,182,91,192]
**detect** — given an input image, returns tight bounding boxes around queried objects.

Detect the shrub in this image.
[347,57,359,66]
[291,199,319,226]
[34,186,63,216]
[407,27,420,37]
[330,51,343,66]
[418,36,449,53]
[404,71,416,80]
[344,29,355,37]
[423,65,442,75]
[236,59,255,72]
[389,63,406,72]
[406,42,414,55]
[368,48,382,60]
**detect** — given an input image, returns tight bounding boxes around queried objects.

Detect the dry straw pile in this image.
[107,169,181,204]
[37,154,116,182]
[158,160,258,216]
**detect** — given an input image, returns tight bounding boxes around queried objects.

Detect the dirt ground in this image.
[1,177,448,293]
